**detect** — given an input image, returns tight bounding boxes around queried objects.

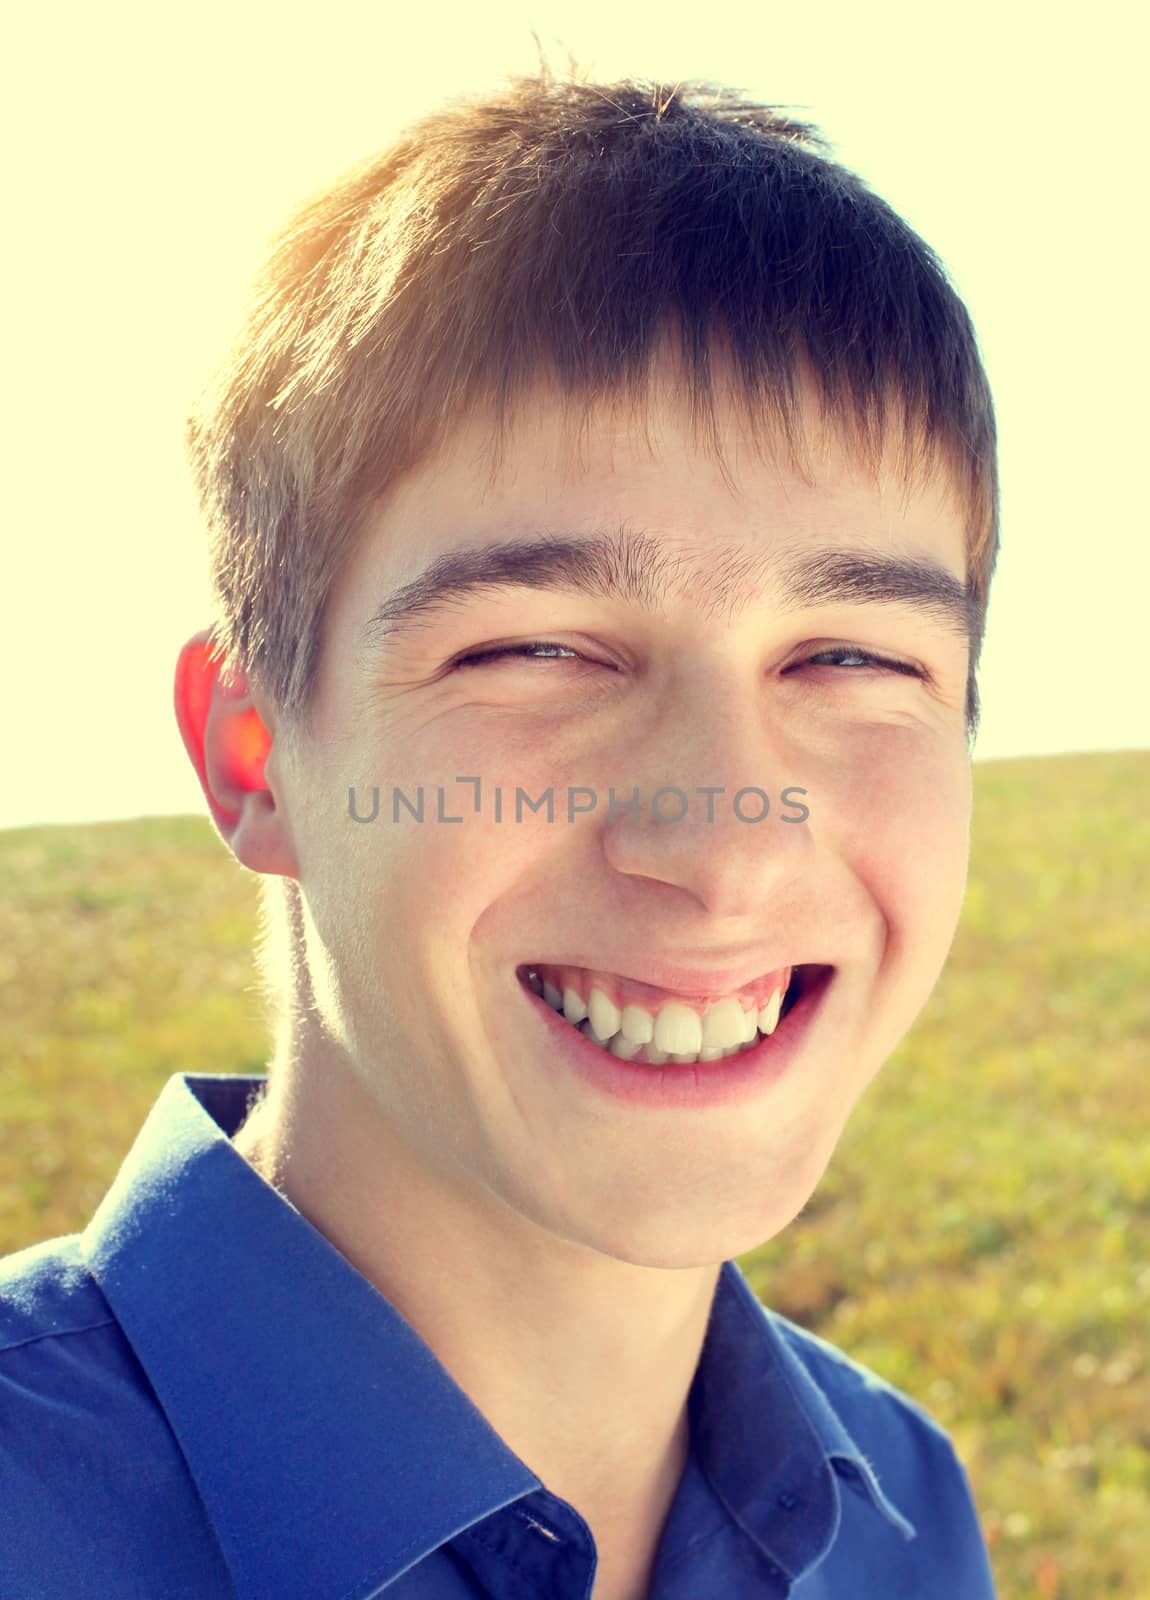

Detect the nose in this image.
[597,673,814,919]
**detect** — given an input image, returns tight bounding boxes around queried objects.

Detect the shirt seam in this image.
[0,1315,120,1358]
[706,1487,794,1585]
[655,1519,730,1579]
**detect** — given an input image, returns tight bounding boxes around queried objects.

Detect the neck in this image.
[230,1051,718,1564]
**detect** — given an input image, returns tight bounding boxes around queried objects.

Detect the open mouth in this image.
[515,961,829,1068]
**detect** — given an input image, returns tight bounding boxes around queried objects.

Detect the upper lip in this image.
[521,953,814,1000]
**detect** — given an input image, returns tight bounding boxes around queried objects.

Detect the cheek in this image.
[302,717,567,955]
[887,745,972,919]
[341,795,540,965]
[849,737,972,1009]
[799,723,970,985]
[824,726,971,886]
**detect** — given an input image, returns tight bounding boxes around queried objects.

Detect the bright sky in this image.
[3,0,1146,831]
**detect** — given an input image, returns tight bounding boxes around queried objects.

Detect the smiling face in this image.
[257,359,974,1267]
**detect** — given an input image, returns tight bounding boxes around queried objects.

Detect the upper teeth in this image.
[526,963,790,1059]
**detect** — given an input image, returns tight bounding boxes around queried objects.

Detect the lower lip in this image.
[517,967,834,1110]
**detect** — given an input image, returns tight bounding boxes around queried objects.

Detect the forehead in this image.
[350,356,969,606]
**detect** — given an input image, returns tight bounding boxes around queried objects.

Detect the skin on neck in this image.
[231,1057,708,1567]
[191,357,974,1580]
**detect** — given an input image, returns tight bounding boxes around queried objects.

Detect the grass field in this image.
[1,747,1147,1597]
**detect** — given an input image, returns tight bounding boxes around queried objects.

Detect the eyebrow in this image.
[360,527,978,657]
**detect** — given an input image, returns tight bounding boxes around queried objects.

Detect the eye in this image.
[451,640,587,668]
[796,645,926,679]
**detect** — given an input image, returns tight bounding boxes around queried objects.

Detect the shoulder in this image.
[0,1230,162,1507]
[770,1305,957,1454]
[768,1307,997,1588]
[0,1231,116,1351]
[0,1231,133,1403]
[0,1233,234,1598]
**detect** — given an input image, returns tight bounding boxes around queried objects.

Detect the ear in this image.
[173,629,299,879]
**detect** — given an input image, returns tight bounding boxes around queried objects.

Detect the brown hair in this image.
[185,51,998,755]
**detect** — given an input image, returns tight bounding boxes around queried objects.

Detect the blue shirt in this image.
[0,1072,997,1598]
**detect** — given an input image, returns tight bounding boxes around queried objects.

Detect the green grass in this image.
[2,749,1148,1598]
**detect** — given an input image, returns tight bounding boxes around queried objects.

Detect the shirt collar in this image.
[692,1251,918,1575]
[79,1073,915,1600]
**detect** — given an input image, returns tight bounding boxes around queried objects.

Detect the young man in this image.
[1,62,1000,1598]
